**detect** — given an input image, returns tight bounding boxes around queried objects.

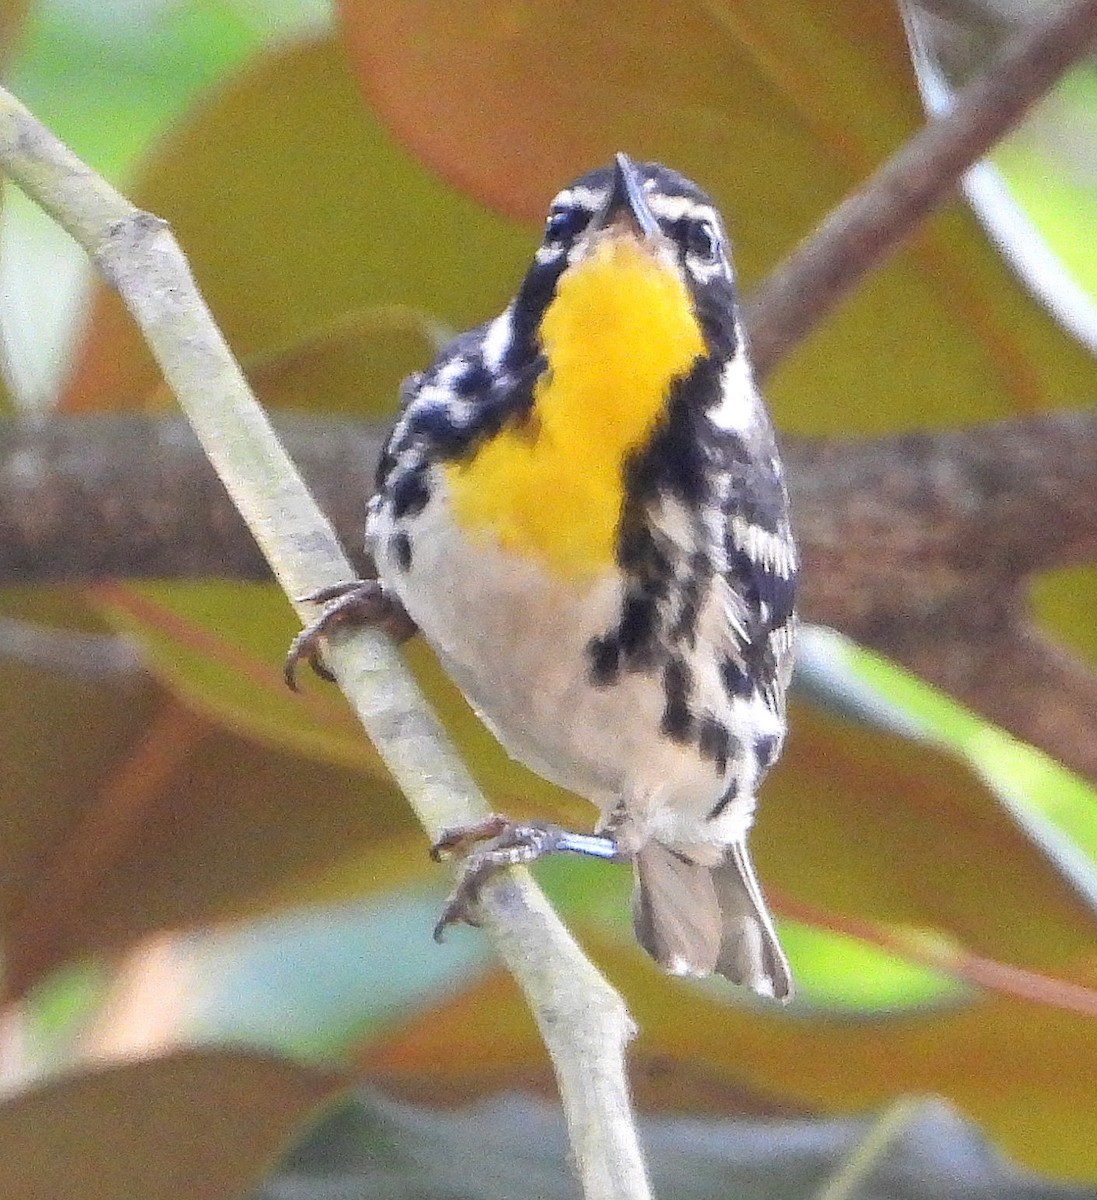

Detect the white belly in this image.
[370,476,768,852]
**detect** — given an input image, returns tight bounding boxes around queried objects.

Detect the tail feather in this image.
[713,841,792,1000]
[632,844,722,977]
[632,840,792,1002]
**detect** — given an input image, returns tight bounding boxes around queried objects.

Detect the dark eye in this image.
[544,205,589,245]
[684,219,720,261]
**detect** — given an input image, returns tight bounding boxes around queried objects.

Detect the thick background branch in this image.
[792,409,1097,627]
[2,409,1097,786]
[0,414,372,582]
[3,408,1095,585]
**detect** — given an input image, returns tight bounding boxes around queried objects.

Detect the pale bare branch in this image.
[0,87,653,1200]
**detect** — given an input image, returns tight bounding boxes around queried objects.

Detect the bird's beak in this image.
[590,152,661,240]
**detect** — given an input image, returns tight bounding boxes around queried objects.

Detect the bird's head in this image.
[510,153,740,371]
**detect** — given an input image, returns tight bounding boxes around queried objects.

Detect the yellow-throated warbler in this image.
[288,154,798,1000]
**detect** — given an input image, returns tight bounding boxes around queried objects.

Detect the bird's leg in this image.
[430,815,625,939]
[283,579,417,690]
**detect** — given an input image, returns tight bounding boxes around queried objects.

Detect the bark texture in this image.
[1,409,1095,785]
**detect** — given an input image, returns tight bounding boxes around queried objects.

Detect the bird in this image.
[286,153,798,1001]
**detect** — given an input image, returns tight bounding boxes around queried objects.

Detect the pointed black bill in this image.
[592,151,661,238]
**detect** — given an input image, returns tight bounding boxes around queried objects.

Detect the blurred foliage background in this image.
[1,0,1097,1196]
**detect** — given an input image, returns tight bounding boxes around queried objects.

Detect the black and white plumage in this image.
[306,156,798,999]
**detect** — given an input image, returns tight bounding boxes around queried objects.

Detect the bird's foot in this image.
[283,579,416,690]
[430,816,620,939]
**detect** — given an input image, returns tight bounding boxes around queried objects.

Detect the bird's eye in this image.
[544,206,589,245]
[684,219,720,262]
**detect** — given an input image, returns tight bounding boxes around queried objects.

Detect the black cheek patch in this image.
[618,592,659,661]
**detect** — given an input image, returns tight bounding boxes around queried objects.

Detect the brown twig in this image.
[775,892,1097,1019]
[744,0,1097,376]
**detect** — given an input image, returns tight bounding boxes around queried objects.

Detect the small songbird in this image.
[287,154,798,1000]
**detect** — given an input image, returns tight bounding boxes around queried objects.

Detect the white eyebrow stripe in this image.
[645,193,718,223]
[552,184,606,211]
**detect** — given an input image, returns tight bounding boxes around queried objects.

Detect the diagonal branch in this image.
[744,0,1097,376]
[0,88,653,1200]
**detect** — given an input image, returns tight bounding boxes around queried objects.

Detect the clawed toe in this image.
[283,579,416,690]
[429,814,511,862]
[433,851,510,941]
[430,818,577,940]
[433,884,485,940]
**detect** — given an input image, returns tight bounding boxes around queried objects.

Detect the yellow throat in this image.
[443,236,706,579]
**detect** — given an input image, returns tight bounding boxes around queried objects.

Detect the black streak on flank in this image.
[390,531,413,572]
[669,552,711,648]
[661,657,693,742]
[727,544,797,632]
[707,779,739,821]
[697,716,731,775]
[616,520,672,596]
[586,634,621,687]
[723,458,787,535]
[719,654,753,700]
[618,592,659,662]
[754,734,779,774]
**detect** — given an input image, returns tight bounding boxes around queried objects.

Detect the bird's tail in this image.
[631,840,792,1001]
